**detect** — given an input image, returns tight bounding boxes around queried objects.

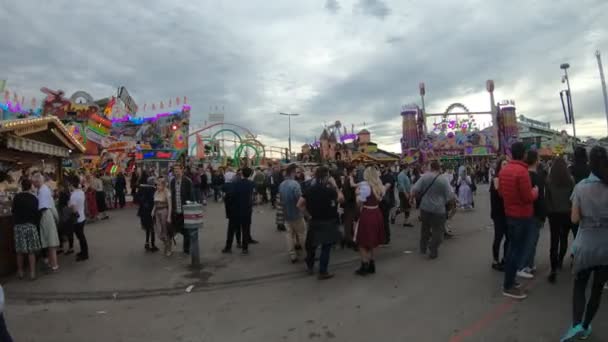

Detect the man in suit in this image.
[170,164,194,254]
[233,167,256,255]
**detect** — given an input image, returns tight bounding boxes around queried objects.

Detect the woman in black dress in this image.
[12,179,41,280]
[490,157,508,271]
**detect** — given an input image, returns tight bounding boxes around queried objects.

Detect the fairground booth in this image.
[0,116,85,276]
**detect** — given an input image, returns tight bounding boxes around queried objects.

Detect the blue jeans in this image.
[0,314,13,342]
[306,243,332,274]
[504,217,536,290]
[519,218,543,270]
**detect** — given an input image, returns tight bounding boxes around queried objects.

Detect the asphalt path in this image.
[3,185,606,341]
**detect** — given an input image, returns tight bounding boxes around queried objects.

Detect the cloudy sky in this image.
[2,0,607,152]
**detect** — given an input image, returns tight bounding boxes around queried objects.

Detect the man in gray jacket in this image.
[411,161,456,259]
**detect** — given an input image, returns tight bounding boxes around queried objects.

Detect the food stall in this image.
[0,116,85,276]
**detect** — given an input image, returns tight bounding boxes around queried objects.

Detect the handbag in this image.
[416,174,440,209]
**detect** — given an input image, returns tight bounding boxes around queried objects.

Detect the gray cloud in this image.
[1,0,607,155]
[355,0,391,20]
[325,0,341,14]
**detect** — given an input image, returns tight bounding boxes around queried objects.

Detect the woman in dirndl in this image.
[12,179,42,280]
[153,177,173,256]
[84,174,98,221]
[354,166,386,276]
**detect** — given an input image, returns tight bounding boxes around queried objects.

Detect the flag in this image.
[143,103,147,112]
[13,92,18,103]
[31,98,36,108]
[152,103,156,111]
[21,96,25,105]
[169,99,172,107]
[196,134,205,159]
[176,97,180,105]
[184,96,187,104]
[0,80,5,92]
[4,90,9,102]
[160,101,164,109]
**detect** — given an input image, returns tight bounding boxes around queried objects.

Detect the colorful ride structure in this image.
[401,80,519,164]
[188,123,268,167]
[300,122,400,164]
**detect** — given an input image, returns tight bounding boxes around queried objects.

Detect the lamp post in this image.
[561,63,577,139]
[596,50,608,136]
[279,112,299,160]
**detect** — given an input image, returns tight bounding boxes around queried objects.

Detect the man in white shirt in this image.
[32,172,60,271]
[69,178,89,261]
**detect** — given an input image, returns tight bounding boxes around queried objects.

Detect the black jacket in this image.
[137,184,155,217]
[529,170,547,221]
[115,175,127,193]
[12,192,40,225]
[170,176,194,212]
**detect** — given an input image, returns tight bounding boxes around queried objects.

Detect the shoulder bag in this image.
[416,174,440,209]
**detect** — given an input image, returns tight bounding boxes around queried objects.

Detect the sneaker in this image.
[290,256,298,264]
[517,270,534,279]
[491,261,504,272]
[502,287,527,300]
[560,324,585,341]
[76,255,89,262]
[548,272,557,284]
[317,273,334,280]
[581,325,592,339]
[221,248,232,254]
[241,249,249,255]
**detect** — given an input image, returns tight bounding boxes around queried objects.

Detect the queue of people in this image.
[10,173,89,282]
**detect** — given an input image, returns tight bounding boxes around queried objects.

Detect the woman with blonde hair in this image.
[152,177,173,256]
[354,166,386,275]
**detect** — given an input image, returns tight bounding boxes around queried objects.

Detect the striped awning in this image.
[6,135,71,158]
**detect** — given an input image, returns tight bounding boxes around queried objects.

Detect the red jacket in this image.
[498,160,538,218]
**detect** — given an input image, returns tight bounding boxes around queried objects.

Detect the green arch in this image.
[211,129,242,143]
[234,143,261,167]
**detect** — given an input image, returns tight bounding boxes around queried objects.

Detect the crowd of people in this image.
[10,172,89,282]
[3,142,607,341]
[486,143,608,341]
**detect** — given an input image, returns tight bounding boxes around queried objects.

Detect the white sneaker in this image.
[517,270,534,279]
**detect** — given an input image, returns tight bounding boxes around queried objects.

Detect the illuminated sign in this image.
[111,105,191,124]
[135,149,179,160]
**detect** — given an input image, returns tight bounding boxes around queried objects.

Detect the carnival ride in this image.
[401,80,519,164]
[188,123,271,167]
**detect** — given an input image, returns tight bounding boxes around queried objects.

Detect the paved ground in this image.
[2,185,607,341]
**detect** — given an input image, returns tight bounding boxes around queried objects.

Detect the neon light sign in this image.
[111,105,191,125]
[136,150,179,160]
